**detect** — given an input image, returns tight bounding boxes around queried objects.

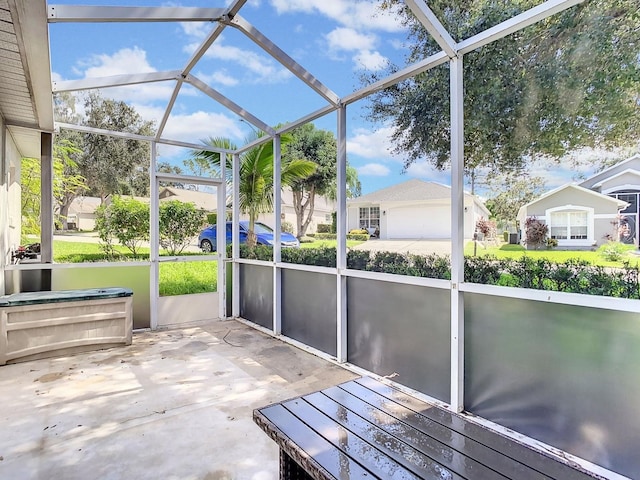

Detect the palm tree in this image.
[192,132,316,246]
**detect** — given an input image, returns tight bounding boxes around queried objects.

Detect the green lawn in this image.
[51,240,215,296]
[464,241,639,268]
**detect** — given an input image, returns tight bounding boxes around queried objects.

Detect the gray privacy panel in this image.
[347,277,451,403]
[52,265,150,329]
[465,294,640,478]
[239,264,273,329]
[282,270,336,356]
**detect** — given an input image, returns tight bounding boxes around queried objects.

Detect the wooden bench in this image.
[254,377,598,480]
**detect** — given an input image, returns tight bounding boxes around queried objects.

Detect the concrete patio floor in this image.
[0,320,357,480]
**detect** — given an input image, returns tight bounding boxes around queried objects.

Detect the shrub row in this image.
[237,246,640,299]
[312,233,369,241]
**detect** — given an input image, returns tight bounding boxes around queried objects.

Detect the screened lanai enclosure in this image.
[1,0,639,478]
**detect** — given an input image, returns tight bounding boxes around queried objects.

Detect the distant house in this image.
[158,187,217,212]
[248,188,336,235]
[66,196,102,231]
[347,179,489,239]
[517,153,640,249]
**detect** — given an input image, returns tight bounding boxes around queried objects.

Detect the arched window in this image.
[545,206,593,245]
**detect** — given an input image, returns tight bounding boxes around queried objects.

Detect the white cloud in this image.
[324,28,388,71]
[270,0,403,32]
[326,28,376,52]
[70,47,182,103]
[357,163,391,176]
[405,161,451,184]
[347,126,398,160]
[183,36,291,84]
[197,70,239,87]
[135,104,243,142]
[353,50,388,71]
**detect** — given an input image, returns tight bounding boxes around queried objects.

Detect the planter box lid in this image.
[0,287,133,306]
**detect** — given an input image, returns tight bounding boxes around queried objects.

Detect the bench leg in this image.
[280,449,313,480]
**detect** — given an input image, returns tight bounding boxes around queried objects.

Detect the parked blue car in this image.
[198,221,300,252]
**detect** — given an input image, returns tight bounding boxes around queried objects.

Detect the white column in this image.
[40,133,53,265]
[232,153,240,318]
[336,106,348,362]
[273,135,282,335]
[149,141,159,330]
[0,125,6,294]
[450,56,465,412]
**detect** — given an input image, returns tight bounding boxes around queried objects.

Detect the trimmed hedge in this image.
[313,233,369,241]
[237,245,640,299]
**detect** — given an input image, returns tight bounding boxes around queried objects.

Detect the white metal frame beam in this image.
[47,5,226,23]
[230,15,340,106]
[405,0,457,58]
[457,0,586,54]
[53,71,181,93]
[55,122,232,154]
[185,75,275,135]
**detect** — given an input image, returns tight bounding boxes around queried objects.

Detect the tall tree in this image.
[284,123,362,238]
[53,93,87,230]
[53,140,89,229]
[80,92,155,202]
[368,0,640,177]
[484,175,546,228]
[192,134,316,246]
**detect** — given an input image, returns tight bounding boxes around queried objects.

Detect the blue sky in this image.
[48,0,608,196]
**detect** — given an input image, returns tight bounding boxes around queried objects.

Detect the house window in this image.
[359,207,380,229]
[550,211,588,240]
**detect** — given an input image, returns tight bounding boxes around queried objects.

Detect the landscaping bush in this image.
[503,231,509,243]
[347,233,369,241]
[317,224,332,233]
[524,217,548,249]
[314,233,336,240]
[96,196,149,258]
[349,228,368,235]
[159,200,206,255]
[234,242,640,299]
[476,218,497,238]
[598,241,628,261]
[281,221,294,234]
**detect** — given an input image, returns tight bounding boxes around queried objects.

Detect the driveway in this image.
[352,239,458,256]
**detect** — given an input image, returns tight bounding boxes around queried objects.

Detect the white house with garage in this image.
[516,154,640,249]
[347,179,490,239]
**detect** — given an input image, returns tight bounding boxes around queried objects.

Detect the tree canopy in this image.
[283,123,362,238]
[368,0,640,177]
[78,92,155,201]
[192,134,316,246]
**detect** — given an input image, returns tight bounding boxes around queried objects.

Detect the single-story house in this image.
[248,188,336,235]
[347,179,490,239]
[159,187,218,212]
[66,196,102,231]
[517,154,640,249]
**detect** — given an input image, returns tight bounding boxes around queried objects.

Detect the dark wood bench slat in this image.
[320,386,537,480]
[296,393,469,480]
[307,390,506,480]
[255,404,374,480]
[354,377,596,480]
[283,398,432,480]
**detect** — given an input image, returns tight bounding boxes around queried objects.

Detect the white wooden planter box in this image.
[0,288,133,365]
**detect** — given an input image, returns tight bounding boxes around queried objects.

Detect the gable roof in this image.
[579,153,640,190]
[159,187,218,211]
[348,179,453,204]
[517,183,628,219]
[593,168,640,189]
